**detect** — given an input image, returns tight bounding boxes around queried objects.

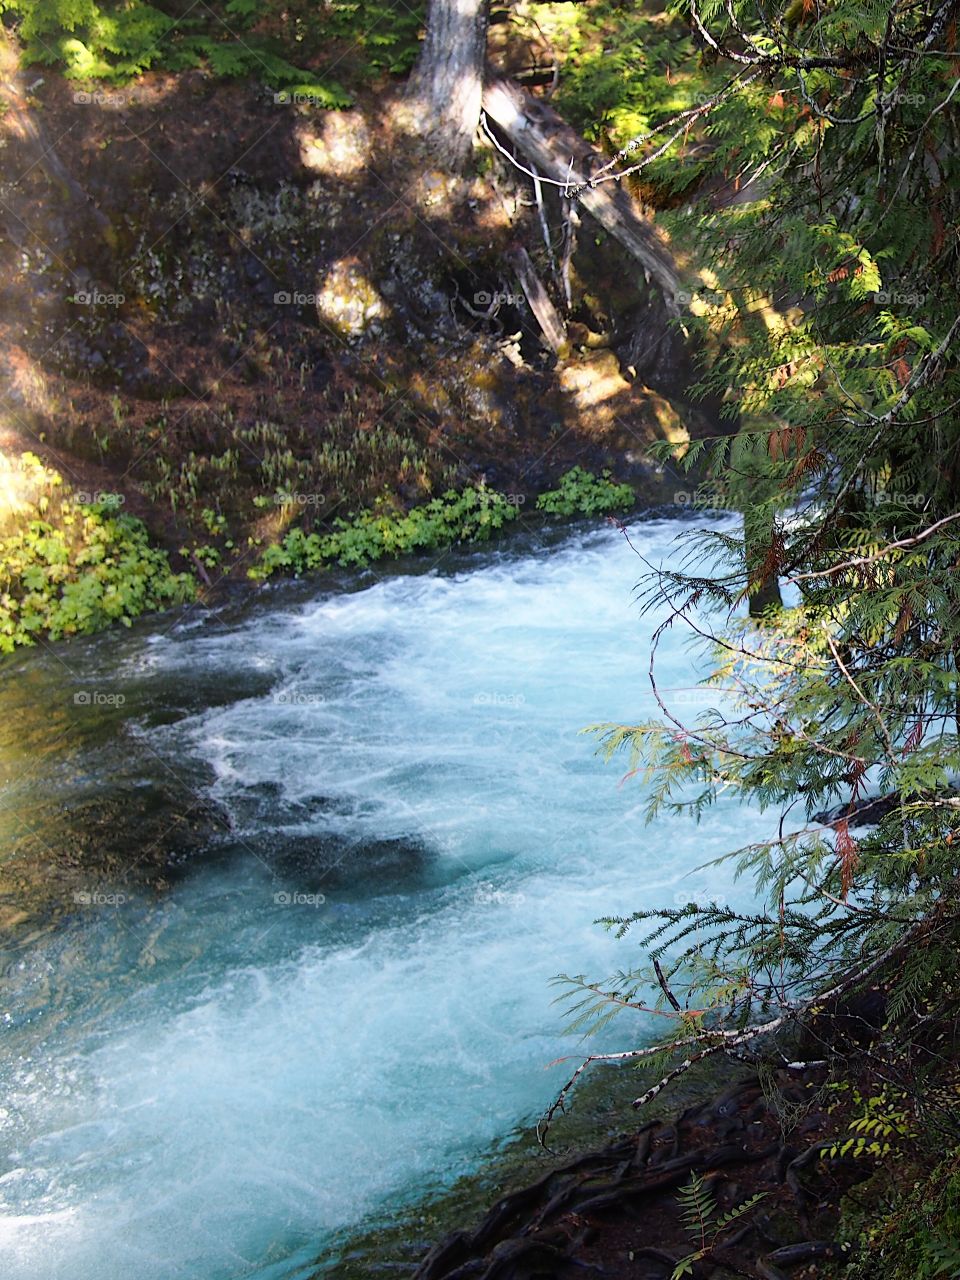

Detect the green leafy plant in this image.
[0,0,351,101]
[671,1172,765,1279]
[535,467,634,517]
[824,1085,914,1162]
[252,471,638,581]
[180,542,221,570]
[250,482,519,579]
[0,457,194,651]
[542,0,705,153]
[0,0,420,92]
[319,0,422,75]
[199,508,228,538]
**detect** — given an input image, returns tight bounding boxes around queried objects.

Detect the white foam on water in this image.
[0,518,765,1280]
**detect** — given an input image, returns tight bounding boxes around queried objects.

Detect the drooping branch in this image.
[539,909,938,1147]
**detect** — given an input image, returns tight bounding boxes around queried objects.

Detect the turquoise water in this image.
[0,517,766,1280]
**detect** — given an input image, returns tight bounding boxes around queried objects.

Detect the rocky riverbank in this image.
[409,1061,859,1280]
[0,52,725,586]
[316,1047,871,1280]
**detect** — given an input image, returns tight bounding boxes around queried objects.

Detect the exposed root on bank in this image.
[413,1062,864,1280]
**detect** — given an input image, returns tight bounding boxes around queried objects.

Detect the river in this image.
[0,515,768,1280]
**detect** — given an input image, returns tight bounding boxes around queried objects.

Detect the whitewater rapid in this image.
[0,517,767,1280]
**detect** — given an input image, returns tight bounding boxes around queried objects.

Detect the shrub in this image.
[250,482,519,579]
[0,459,195,650]
[0,0,352,101]
[535,467,634,517]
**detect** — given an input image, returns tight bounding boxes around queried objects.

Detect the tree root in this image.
[766,1240,851,1266]
[785,1141,834,1202]
[414,1060,864,1280]
[755,1239,850,1279]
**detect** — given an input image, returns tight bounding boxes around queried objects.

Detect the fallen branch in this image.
[506,244,567,355]
[481,76,683,306]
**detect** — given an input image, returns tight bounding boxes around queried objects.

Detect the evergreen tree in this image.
[406,0,490,168]
[549,0,960,1135]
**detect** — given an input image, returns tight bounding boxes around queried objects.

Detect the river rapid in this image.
[0,516,768,1280]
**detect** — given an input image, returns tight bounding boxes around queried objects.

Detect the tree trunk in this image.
[407,0,490,169]
[746,510,783,618]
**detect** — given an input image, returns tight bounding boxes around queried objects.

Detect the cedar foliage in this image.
[553,3,960,1258]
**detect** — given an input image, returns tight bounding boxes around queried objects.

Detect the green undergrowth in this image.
[251,483,518,579]
[0,463,634,645]
[535,466,634,517]
[251,469,635,580]
[830,1148,960,1279]
[532,0,721,199]
[0,454,195,652]
[0,0,423,97]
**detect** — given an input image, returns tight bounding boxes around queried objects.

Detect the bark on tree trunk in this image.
[407,0,490,169]
[746,510,784,618]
